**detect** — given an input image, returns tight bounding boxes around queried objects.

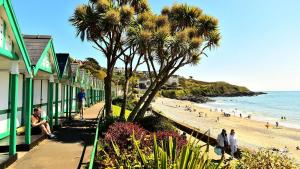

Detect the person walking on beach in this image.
[265,122,270,129]
[217,129,229,158]
[77,88,86,120]
[229,129,238,157]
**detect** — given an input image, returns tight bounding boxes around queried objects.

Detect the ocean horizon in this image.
[200,91,300,129]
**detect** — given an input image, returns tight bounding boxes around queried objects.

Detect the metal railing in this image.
[88,106,105,169]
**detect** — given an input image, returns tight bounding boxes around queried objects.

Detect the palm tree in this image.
[128,4,221,121]
[69,0,149,116]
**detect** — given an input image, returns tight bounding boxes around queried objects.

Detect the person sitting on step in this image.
[31,107,55,139]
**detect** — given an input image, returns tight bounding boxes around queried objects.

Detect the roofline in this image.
[33,39,60,76]
[23,34,52,39]
[3,0,32,75]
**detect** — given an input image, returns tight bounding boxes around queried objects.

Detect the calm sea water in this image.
[201,91,300,129]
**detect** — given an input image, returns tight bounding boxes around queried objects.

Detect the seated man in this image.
[32,108,55,139]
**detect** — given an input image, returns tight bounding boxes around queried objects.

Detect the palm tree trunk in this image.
[104,71,113,117]
[133,81,163,121]
[127,81,156,121]
[120,78,129,121]
[133,71,175,121]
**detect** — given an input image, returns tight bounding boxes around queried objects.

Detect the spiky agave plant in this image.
[132,134,223,169]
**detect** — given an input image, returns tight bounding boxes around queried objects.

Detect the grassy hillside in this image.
[178,78,252,96]
[160,78,264,102]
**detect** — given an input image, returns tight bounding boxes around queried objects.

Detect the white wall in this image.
[41,80,48,115]
[33,80,41,105]
[0,72,9,109]
[0,72,9,135]
[16,74,23,127]
[72,87,76,111]
[58,83,61,114]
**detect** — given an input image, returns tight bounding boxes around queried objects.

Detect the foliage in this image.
[102,133,221,168]
[113,94,138,111]
[104,122,151,150]
[160,78,257,100]
[97,70,107,80]
[161,89,190,99]
[155,130,188,150]
[112,105,131,119]
[79,57,102,77]
[70,0,149,116]
[98,116,118,134]
[138,115,176,132]
[128,3,221,121]
[179,78,251,96]
[237,149,299,169]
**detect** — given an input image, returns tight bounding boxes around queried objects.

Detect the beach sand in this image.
[152,97,300,162]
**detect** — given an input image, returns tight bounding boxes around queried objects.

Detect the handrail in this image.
[88,105,105,169]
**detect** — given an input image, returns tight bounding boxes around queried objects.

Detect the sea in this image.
[200,91,300,129]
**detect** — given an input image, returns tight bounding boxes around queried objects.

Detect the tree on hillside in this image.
[80,57,102,77]
[69,0,149,116]
[128,4,221,121]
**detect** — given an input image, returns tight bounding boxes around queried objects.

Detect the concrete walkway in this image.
[8,102,104,169]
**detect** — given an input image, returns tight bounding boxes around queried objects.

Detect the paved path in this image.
[8,102,104,169]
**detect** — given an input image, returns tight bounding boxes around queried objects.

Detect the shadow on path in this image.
[52,118,99,147]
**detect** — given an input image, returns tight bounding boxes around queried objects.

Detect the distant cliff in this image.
[160,78,266,103]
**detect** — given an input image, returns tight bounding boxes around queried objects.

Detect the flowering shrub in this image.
[138,115,175,132]
[237,149,299,169]
[104,122,151,150]
[156,130,187,150]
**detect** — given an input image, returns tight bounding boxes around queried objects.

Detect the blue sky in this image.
[12,0,300,91]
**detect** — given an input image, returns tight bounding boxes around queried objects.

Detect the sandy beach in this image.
[152,97,300,162]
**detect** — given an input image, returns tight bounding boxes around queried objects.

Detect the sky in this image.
[11,0,300,91]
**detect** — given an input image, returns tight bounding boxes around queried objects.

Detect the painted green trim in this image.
[33,40,52,76]
[50,42,60,79]
[9,73,18,155]
[55,83,59,126]
[68,86,73,118]
[25,77,32,144]
[3,0,32,74]
[60,58,70,80]
[48,82,54,128]
[0,48,18,60]
[32,103,48,108]
[66,85,69,115]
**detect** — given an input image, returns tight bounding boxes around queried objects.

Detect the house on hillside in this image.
[166,75,180,86]
[114,67,124,73]
[138,77,151,89]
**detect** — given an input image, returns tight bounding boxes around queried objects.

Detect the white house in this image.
[166,75,179,86]
[138,78,151,89]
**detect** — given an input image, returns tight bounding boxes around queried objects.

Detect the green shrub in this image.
[138,115,176,132]
[105,134,222,168]
[237,149,299,169]
[161,89,189,99]
[112,96,137,111]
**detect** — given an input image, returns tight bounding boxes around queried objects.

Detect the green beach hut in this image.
[56,53,72,119]
[70,62,80,115]
[0,0,32,164]
[23,35,59,131]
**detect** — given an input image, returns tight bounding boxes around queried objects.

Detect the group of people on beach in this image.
[216,129,238,158]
